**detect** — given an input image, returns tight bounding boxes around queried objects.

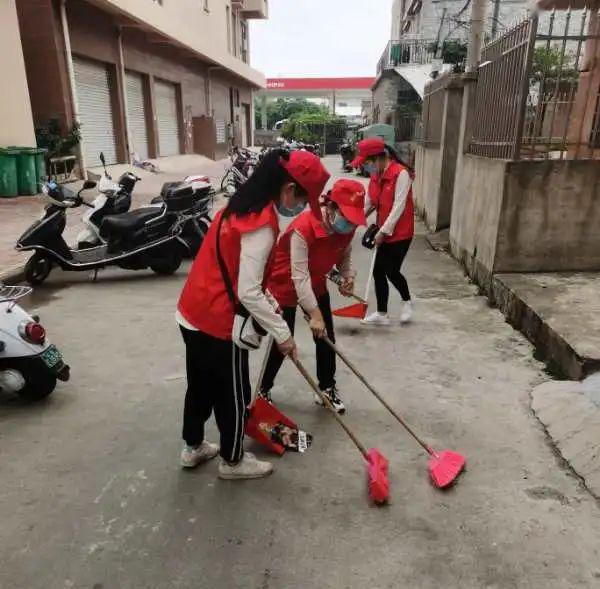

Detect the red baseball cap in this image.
[329,179,367,226]
[281,151,330,219]
[351,137,386,168]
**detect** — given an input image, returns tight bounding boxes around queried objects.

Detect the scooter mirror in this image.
[99,152,105,166]
[83,180,97,190]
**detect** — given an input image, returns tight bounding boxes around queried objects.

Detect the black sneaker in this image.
[314,386,345,414]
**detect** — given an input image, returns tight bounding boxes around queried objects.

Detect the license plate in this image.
[41,345,63,369]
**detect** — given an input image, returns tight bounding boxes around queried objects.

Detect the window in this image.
[241,20,248,63]
[226,6,231,54]
[232,11,238,57]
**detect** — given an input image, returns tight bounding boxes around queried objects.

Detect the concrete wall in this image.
[0,0,35,147]
[449,153,507,287]
[415,75,466,232]
[496,160,600,272]
[414,144,443,228]
[451,156,600,286]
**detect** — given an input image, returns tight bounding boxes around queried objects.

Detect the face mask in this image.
[331,212,356,234]
[277,202,306,217]
[363,162,376,176]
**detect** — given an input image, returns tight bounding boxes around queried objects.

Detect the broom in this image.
[331,250,377,319]
[290,355,390,505]
[319,335,466,489]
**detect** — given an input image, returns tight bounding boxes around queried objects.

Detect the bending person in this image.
[259,179,367,413]
[176,149,329,479]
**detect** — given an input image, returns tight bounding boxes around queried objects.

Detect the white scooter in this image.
[0,284,70,400]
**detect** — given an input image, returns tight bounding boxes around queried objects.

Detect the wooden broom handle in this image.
[321,335,432,455]
[289,356,368,459]
[326,274,367,305]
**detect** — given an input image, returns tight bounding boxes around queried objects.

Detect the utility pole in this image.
[491,0,501,39]
[466,0,488,72]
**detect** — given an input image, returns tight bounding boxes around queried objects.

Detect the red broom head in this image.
[332,302,369,319]
[366,448,390,504]
[428,450,466,489]
[244,397,298,456]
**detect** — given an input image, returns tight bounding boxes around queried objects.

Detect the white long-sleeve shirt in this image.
[364,169,412,236]
[290,230,355,313]
[176,225,292,345]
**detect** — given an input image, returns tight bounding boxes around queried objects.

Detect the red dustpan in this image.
[333,301,369,319]
[245,396,299,456]
[245,336,309,455]
[330,250,377,320]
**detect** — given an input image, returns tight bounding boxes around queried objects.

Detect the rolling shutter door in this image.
[73,57,118,166]
[126,72,149,161]
[154,80,181,156]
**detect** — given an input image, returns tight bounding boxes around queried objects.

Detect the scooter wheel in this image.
[150,250,182,275]
[24,254,52,286]
[17,371,57,401]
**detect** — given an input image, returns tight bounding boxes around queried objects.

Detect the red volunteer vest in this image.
[368,161,414,243]
[268,211,354,308]
[178,204,280,340]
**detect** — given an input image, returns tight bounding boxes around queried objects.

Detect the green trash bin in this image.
[32,148,47,190]
[0,148,19,198]
[10,147,38,196]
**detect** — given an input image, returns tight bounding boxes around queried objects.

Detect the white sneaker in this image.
[400,301,413,323]
[313,386,346,414]
[181,441,219,468]
[218,452,273,480]
[361,311,391,326]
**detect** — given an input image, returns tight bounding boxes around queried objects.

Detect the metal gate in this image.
[73,56,118,166]
[126,71,149,161]
[154,80,181,156]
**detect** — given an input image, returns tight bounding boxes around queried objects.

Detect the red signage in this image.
[266,77,375,91]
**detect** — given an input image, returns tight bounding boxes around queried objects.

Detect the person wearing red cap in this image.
[176,149,329,479]
[352,137,414,326]
[259,179,368,413]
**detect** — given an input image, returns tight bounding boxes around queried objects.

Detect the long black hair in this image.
[224,149,295,217]
[384,143,414,172]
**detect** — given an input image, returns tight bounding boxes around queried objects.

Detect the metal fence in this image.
[468,8,600,160]
[377,39,437,74]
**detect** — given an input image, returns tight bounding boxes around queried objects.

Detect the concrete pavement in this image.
[1,157,600,588]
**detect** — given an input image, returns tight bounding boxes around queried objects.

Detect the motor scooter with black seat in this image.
[16,180,196,285]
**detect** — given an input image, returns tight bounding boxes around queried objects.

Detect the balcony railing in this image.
[376,39,438,74]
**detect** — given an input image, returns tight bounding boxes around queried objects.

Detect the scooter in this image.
[340,141,355,172]
[17,180,197,285]
[152,175,213,257]
[0,284,70,400]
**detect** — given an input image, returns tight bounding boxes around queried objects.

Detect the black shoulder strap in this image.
[215,212,237,306]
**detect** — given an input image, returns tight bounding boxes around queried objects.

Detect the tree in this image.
[282,111,346,144]
[254,97,328,130]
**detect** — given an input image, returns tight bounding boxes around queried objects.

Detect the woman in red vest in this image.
[260,179,367,413]
[352,138,414,326]
[176,149,329,479]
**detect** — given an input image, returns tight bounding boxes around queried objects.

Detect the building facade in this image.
[9,0,268,169]
[0,0,35,148]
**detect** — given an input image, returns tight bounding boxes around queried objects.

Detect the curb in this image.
[491,275,600,380]
[0,264,26,285]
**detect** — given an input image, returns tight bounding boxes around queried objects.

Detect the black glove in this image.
[362,224,380,250]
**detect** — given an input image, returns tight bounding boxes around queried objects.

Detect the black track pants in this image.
[181,327,250,463]
[374,239,412,313]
